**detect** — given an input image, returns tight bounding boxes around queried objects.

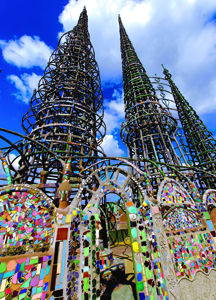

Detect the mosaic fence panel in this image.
[0,254,52,299]
[159,180,216,286]
[0,186,56,257]
[141,204,168,299]
[168,233,216,281]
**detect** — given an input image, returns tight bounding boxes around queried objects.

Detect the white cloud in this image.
[0,35,53,69]
[7,73,42,104]
[58,0,216,115]
[104,88,124,133]
[101,134,124,156]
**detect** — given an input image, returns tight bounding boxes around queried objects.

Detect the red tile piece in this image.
[56,228,68,240]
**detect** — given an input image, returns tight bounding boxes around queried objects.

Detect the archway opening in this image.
[98,193,136,300]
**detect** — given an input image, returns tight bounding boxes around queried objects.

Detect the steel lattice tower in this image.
[163,66,216,189]
[13,7,106,203]
[118,16,183,180]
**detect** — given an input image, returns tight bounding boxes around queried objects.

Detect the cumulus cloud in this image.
[7,73,42,104]
[101,134,124,157]
[0,35,53,69]
[58,0,216,115]
[104,88,124,134]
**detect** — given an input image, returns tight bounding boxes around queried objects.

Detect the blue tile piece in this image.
[207,220,214,231]
[40,268,45,280]
[32,286,37,295]
[20,289,27,294]
[15,263,20,274]
[44,282,49,291]
[139,293,145,300]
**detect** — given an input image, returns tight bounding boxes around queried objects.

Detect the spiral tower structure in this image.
[118,16,182,179]
[163,66,216,189]
[13,7,106,203]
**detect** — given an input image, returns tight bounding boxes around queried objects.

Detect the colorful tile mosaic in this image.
[100,249,113,270]
[206,192,216,205]
[168,233,216,280]
[141,207,168,299]
[0,254,52,299]
[160,180,193,204]
[67,210,81,300]
[0,187,56,257]
[163,207,202,232]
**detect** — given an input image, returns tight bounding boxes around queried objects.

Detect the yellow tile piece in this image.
[72,210,77,217]
[65,214,72,224]
[132,241,139,252]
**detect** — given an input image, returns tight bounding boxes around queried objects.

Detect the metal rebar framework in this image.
[163,65,216,189]
[7,7,106,203]
[118,16,184,179]
[2,9,216,300]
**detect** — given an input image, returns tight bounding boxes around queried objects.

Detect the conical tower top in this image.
[119,17,184,176]
[77,6,88,33]
[163,64,216,182]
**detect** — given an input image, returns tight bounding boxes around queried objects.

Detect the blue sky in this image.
[1,0,216,161]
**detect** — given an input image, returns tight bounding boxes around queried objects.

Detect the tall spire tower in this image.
[118,16,182,179]
[15,7,106,203]
[163,66,216,188]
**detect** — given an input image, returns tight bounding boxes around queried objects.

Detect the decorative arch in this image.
[67,165,162,300]
[203,189,216,205]
[157,178,194,205]
[73,166,148,211]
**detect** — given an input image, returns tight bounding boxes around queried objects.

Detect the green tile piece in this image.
[84,247,89,257]
[19,293,26,300]
[137,281,144,291]
[20,261,25,271]
[29,258,38,264]
[84,277,89,292]
[0,262,6,273]
[21,277,31,288]
[128,207,137,214]
[37,287,42,293]
[204,212,210,220]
